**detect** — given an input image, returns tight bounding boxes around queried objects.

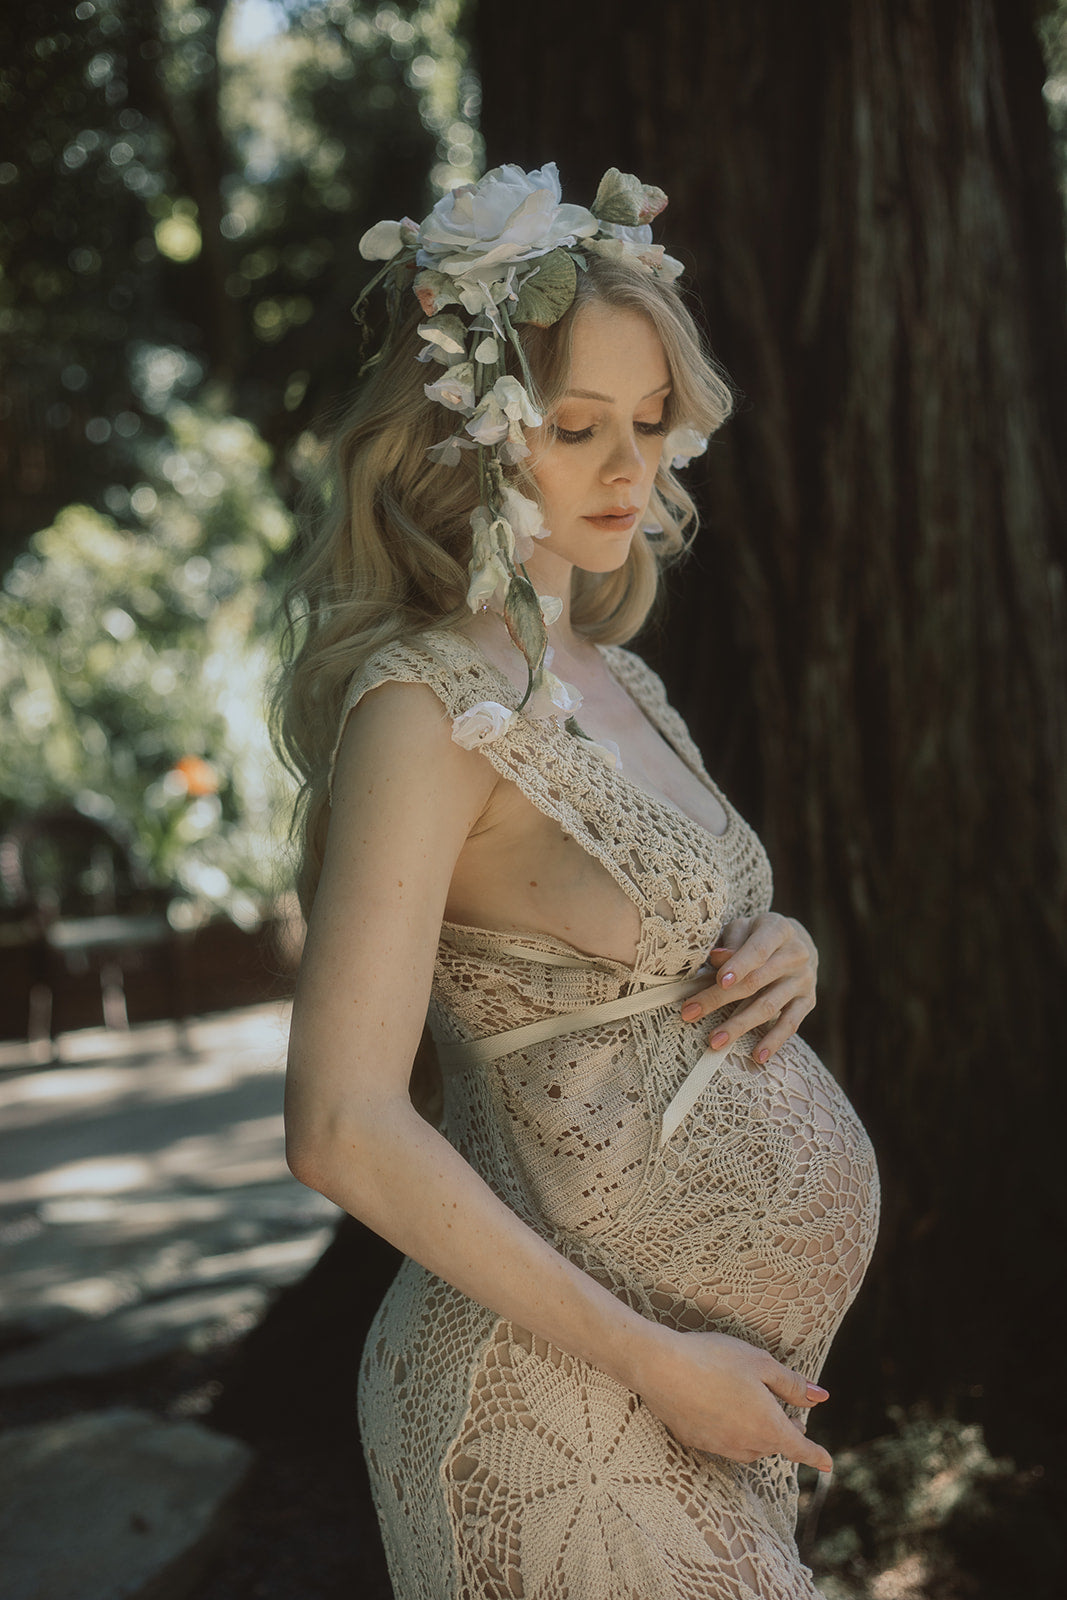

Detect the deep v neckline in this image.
[412,626,760,976]
[594,645,732,844]
[449,628,733,847]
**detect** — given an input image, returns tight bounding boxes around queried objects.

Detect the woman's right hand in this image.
[631,1326,834,1472]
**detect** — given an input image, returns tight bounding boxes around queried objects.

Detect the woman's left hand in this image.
[679,913,818,1065]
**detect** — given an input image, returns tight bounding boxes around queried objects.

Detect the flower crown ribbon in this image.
[355,164,707,753]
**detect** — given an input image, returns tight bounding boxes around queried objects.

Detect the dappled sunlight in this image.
[0,1154,157,1207]
[0,1005,336,1346]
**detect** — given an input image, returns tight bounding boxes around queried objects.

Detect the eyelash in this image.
[552,420,668,445]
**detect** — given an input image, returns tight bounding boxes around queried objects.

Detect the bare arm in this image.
[285,680,832,1471]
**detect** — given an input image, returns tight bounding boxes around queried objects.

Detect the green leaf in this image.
[591,168,642,227]
[503,572,548,680]
[512,249,578,328]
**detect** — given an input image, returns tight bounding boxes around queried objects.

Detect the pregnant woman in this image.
[280,162,880,1599]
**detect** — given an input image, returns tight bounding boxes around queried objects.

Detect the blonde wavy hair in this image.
[274,255,733,918]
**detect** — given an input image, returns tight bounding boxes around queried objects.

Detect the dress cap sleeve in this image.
[327,632,519,802]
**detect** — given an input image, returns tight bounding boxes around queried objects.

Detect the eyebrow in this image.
[565,382,672,403]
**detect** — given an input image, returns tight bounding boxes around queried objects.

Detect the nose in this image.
[600,426,646,483]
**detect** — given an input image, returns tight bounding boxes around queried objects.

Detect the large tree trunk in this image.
[476,0,1067,1462]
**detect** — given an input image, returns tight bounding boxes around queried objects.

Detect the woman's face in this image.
[526,302,671,576]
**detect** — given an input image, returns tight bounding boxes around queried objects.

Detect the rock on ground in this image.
[0,1407,254,1600]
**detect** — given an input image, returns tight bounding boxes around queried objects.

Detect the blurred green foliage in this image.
[0,0,479,555]
[810,1408,1054,1600]
[0,0,479,907]
[0,398,295,920]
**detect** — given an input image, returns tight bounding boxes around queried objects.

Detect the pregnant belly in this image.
[588,1035,881,1363]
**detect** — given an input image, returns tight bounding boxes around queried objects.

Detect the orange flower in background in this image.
[172,754,219,796]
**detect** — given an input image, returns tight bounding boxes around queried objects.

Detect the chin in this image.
[561,535,637,575]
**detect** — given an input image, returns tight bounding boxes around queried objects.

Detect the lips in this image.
[583,505,640,530]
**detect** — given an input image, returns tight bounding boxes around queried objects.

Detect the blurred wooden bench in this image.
[0,805,187,1050]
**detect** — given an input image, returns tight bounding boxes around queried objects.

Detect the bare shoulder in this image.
[328,677,499,856]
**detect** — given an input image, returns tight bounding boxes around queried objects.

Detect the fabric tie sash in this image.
[434,943,756,1148]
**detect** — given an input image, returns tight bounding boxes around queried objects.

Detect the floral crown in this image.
[356,163,708,760]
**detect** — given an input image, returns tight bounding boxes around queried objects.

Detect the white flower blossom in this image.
[451,701,516,749]
[426,435,471,466]
[500,485,548,560]
[455,276,512,328]
[416,315,469,362]
[468,376,542,448]
[466,552,511,612]
[539,593,563,625]
[415,164,598,284]
[424,362,476,414]
[665,426,709,469]
[494,375,542,426]
[470,502,515,559]
[586,223,683,281]
[358,217,417,260]
[466,506,515,610]
[499,419,531,463]
[465,393,509,446]
[527,668,583,721]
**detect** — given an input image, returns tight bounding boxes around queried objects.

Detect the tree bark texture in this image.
[476,0,1067,1455]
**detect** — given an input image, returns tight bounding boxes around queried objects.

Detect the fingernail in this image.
[709,947,730,958]
[719,971,736,988]
[710,1030,729,1049]
[756,1047,769,1064]
[806,1383,830,1401]
[680,1002,701,1021]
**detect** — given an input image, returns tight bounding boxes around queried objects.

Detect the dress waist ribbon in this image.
[434,943,757,1148]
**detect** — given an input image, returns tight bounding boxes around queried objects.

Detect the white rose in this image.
[416,163,598,283]
[451,701,516,749]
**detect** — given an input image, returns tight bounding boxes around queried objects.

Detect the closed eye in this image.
[552,419,667,445]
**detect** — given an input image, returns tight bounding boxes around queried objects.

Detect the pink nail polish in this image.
[710,1030,729,1049]
[757,1047,769,1064]
[719,971,736,988]
[680,1002,701,1021]
[806,1383,830,1401]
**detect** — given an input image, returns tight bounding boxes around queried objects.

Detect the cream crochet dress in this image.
[333,630,880,1600]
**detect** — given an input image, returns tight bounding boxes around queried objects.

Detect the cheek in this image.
[530,452,577,512]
